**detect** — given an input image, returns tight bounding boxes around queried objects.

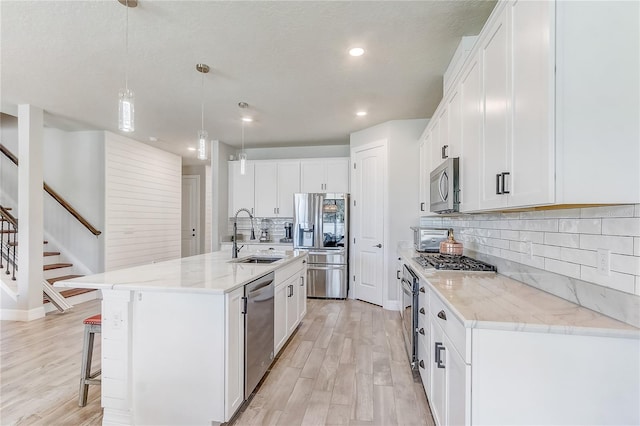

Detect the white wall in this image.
[42,128,105,273]
[238,144,349,160]
[104,132,181,271]
[0,114,19,210]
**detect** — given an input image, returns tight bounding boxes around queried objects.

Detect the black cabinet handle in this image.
[435,342,445,369]
[241,297,247,314]
[396,270,401,280]
[419,287,426,293]
[302,260,306,264]
[419,360,425,369]
[437,310,447,321]
[419,307,425,315]
[496,173,502,194]
[441,144,449,159]
[502,172,510,194]
[419,328,425,335]
[420,202,425,211]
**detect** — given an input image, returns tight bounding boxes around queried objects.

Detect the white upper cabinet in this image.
[459,54,482,212]
[300,158,350,193]
[254,161,300,217]
[418,130,431,214]
[228,161,255,217]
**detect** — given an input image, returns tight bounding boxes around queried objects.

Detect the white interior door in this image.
[182,175,200,257]
[352,143,386,306]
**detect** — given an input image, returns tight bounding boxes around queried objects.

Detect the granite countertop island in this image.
[399,249,639,338]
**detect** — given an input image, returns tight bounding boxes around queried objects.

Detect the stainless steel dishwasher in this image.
[243,271,275,399]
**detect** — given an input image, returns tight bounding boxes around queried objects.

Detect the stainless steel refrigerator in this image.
[293,193,349,299]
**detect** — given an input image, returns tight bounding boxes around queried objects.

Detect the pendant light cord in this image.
[124,0,129,91]
[201,71,205,131]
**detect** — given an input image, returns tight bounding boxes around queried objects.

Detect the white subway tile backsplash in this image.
[579,234,635,255]
[545,258,581,279]
[532,243,561,259]
[636,204,640,217]
[522,219,558,232]
[509,240,527,253]
[580,205,635,218]
[519,231,544,244]
[635,238,640,256]
[602,217,640,237]
[559,247,597,267]
[544,208,581,219]
[500,230,520,240]
[520,210,545,219]
[580,266,635,294]
[501,249,522,263]
[636,276,640,296]
[520,254,545,269]
[544,232,580,248]
[610,254,640,276]
[558,218,601,234]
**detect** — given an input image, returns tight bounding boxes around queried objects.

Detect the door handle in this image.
[241,297,247,315]
[496,173,502,194]
[502,172,510,194]
[441,144,448,159]
[373,244,382,248]
[420,202,425,212]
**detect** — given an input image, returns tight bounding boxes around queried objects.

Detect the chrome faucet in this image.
[232,208,256,258]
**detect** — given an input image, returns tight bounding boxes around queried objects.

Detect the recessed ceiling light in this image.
[242,117,253,122]
[187,147,196,151]
[356,111,367,117]
[349,47,365,57]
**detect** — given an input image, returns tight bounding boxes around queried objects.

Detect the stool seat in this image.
[79,313,101,407]
[83,314,102,326]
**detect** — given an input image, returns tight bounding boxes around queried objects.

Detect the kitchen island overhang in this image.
[56,250,308,426]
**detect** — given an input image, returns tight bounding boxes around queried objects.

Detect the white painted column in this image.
[17,104,45,320]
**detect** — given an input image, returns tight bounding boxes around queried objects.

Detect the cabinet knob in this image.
[419,287,426,293]
[419,360,425,369]
[437,310,447,321]
[419,307,425,315]
[419,327,425,335]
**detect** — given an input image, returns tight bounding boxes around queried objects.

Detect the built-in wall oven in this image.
[400,264,419,368]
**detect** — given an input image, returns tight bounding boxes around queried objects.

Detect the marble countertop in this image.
[55,249,307,295]
[399,249,639,339]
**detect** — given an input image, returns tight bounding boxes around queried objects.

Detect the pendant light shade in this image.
[239,102,249,175]
[196,63,210,161]
[118,0,136,133]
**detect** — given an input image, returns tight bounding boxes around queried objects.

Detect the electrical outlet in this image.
[597,249,610,276]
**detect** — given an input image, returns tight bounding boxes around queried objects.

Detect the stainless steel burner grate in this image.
[413,254,497,272]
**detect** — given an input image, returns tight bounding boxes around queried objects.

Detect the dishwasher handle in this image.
[241,296,248,314]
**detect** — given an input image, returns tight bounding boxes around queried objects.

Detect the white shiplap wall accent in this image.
[421,204,640,296]
[105,132,181,271]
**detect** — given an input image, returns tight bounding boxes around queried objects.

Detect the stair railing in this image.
[0,143,101,236]
[0,206,17,280]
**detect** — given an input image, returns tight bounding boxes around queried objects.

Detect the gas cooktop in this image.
[413,254,497,272]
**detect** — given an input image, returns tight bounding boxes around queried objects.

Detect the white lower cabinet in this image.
[225,286,245,419]
[274,258,307,355]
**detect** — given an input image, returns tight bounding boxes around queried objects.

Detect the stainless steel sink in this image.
[230,256,284,264]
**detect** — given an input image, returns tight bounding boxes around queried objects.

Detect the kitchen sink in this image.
[230,256,284,264]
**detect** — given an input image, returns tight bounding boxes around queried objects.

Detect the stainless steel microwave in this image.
[430,157,460,214]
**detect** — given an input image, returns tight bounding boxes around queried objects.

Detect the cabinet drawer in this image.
[416,332,430,396]
[429,292,468,362]
[275,258,304,283]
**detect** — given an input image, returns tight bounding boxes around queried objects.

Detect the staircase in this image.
[1,205,97,313]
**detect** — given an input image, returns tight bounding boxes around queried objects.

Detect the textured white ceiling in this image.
[1,0,495,163]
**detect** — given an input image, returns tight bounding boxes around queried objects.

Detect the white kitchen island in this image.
[56,249,308,426]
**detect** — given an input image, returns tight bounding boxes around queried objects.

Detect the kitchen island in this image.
[398,249,640,426]
[56,249,308,426]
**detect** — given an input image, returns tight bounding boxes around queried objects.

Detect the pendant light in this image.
[118,0,137,132]
[238,102,250,175]
[196,63,210,161]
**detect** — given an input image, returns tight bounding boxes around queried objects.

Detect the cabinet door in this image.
[430,120,442,171]
[419,135,430,214]
[254,162,278,217]
[480,7,510,210]
[325,158,350,193]
[445,333,469,426]
[509,0,554,207]
[297,269,307,322]
[459,55,482,212]
[438,106,449,161]
[286,276,299,334]
[447,91,462,159]
[228,161,255,216]
[277,161,300,217]
[274,282,288,354]
[430,317,446,426]
[300,160,326,193]
[225,286,245,419]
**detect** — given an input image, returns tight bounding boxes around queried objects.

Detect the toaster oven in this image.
[410,227,448,252]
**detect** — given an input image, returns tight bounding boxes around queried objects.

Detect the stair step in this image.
[7,241,48,246]
[46,274,83,284]
[43,287,95,303]
[44,251,60,257]
[43,263,72,271]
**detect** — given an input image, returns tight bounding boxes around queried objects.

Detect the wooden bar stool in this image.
[79,314,101,407]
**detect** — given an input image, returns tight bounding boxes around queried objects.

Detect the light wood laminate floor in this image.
[1,298,434,426]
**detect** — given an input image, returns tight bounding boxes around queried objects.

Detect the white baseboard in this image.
[0,306,46,321]
[384,299,401,311]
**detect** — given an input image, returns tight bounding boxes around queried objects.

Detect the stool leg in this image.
[78,325,95,407]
